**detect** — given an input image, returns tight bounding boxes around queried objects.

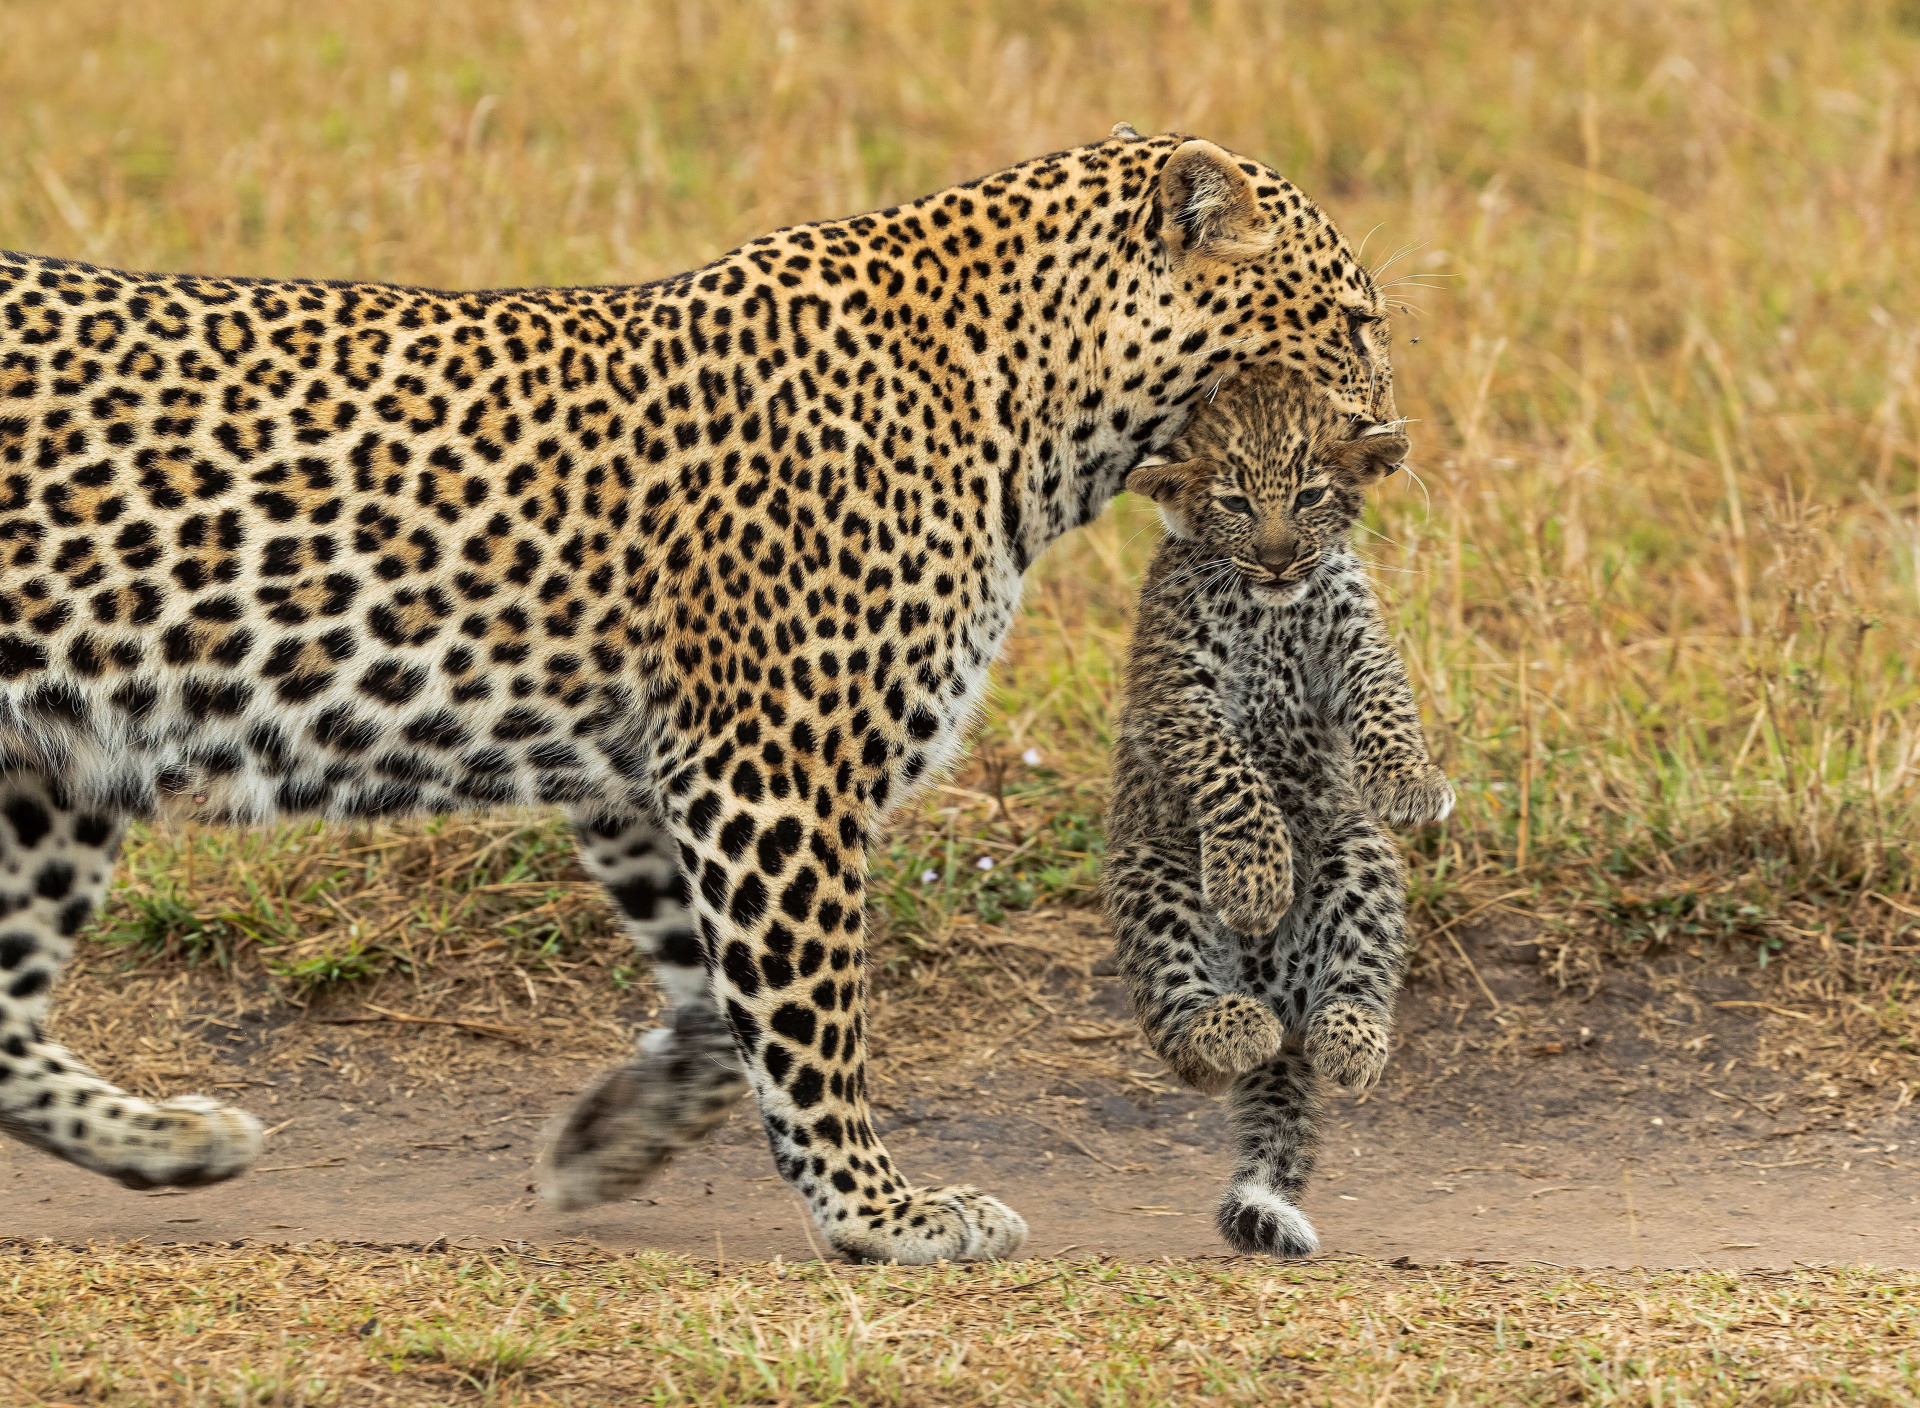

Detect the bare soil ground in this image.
[10,911,1918,1269]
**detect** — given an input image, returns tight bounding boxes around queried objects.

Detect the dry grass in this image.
[1,0,1916,980]
[2,1241,1916,1407]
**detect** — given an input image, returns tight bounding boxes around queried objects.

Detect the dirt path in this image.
[10,912,1918,1267]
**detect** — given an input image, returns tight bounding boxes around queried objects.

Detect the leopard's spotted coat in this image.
[1102,366,1447,1258]
[0,128,1395,1263]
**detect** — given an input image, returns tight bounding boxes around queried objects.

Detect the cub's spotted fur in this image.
[1102,366,1447,1258]
[0,128,1395,1263]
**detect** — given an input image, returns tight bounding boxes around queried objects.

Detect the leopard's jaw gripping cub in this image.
[0,129,1390,1262]
[1104,366,1445,1257]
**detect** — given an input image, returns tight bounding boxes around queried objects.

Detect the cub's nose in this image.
[1255,528,1297,574]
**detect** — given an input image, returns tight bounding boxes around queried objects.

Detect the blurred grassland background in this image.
[1,0,1917,998]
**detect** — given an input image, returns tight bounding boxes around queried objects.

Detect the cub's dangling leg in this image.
[1277,806,1408,1095]
[1102,834,1285,1094]
[0,774,261,1188]
[538,810,750,1209]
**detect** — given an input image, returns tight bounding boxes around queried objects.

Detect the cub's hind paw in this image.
[1166,995,1284,1094]
[830,1185,1029,1264]
[1303,1001,1392,1092]
[1216,1181,1318,1258]
[1200,827,1293,937]
[1362,762,1454,829]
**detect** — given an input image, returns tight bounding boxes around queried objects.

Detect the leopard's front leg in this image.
[667,745,1026,1264]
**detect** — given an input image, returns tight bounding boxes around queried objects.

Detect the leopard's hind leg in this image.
[538,810,750,1210]
[1102,835,1283,1094]
[1215,1051,1322,1257]
[0,774,261,1188]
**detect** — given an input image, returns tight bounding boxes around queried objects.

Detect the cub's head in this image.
[1125,365,1409,602]
[1101,126,1398,429]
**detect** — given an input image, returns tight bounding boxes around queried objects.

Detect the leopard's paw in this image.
[1361,761,1454,829]
[1201,826,1293,937]
[829,1185,1029,1264]
[1216,1180,1319,1258]
[102,1096,263,1192]
[1303,1001,1393,1092]
[1167,995,1285,1094]
[538,1012,749,1211]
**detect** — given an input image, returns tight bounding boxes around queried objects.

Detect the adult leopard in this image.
[0,126,1396,1263]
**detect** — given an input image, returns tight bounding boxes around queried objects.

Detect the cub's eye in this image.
[1219,495,1253,516]
[1294,485,1329,509]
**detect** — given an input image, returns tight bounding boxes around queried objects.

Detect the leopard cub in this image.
[1102,365,1451,1258]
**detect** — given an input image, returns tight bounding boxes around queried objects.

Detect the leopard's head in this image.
[1114,131,1397,428]
[1124,365,1409,602]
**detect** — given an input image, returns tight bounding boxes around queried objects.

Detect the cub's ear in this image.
[1158,139,1270,260]
[1124,455,1198,505]
[1126,456,1207,539]
[1329,430,1411,486]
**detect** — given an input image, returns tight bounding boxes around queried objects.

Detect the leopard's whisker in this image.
[1145,560,1221,602]
[1368,239,1427,278]
[1397,462,1433,517]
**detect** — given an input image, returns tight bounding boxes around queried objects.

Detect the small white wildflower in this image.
[976,855,995,871]
[920,869,940,886]
[1021,748,1042,767]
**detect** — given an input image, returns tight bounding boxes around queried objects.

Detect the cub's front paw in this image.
[1303,1001,1392,1092]
[1362,762,1455,828]
[1201,826,1293,936]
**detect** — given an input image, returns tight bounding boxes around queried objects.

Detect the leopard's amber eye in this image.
[1219,495,1253,516]
[1294,485,1328,509]
[1345,309,1377,361]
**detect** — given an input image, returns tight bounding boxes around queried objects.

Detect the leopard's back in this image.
[0,252,703,822]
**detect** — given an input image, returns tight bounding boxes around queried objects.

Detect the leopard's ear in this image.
[1157,140,1270,261]
[1329,430,1410,486]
